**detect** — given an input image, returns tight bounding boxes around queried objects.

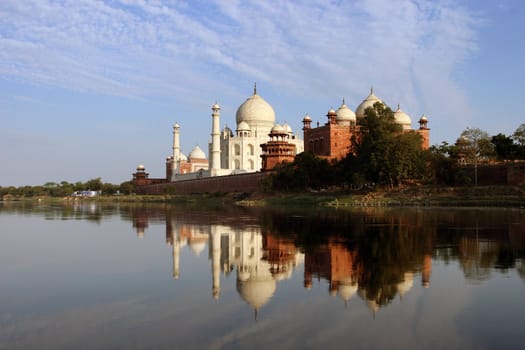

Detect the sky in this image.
[1,0,524,186]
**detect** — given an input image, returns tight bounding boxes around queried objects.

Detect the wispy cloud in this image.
[0,0,481,135]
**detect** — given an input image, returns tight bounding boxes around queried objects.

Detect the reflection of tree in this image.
[353,224,432,307]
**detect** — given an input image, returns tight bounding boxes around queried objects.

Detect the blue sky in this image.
[1,0,524,186]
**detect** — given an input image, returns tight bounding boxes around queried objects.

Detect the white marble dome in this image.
[336,99,356,124]
[356,88,384,119]
[393,104,412,130]
[271,124,284,133]
[189,145,206,159]
[282,122,293,134]
[236,87,275,132]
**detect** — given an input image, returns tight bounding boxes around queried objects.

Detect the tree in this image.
[84,178,103,191]
[491,133,518,160]
[350,102,424,187]
[456,128,495,186]
[457,128,494,163]
[512,123,525,146]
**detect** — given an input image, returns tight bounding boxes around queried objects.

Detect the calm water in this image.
[1,202,524,350]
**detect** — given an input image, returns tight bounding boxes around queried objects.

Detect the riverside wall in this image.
[461,162,525,186]
[135,172,270,195]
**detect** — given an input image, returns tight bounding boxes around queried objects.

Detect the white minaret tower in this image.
[210,103,221,173]
[172,123,181,178]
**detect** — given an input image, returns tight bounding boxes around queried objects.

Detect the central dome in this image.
[355,88,384,120]
[236,85,275,133]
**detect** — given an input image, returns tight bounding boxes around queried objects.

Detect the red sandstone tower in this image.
[260,124,297,171]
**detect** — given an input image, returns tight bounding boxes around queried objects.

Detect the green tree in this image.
[512,123,525,146]
[350,102,424,187]
[456,127,495,186]
[84,178,103,191]
[457,128,494,164]
[119,181,135,195]
[491,133,518,160]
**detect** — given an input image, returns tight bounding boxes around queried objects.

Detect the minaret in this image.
[210,103,221,173]
[172,123,181,177]
[211,226,221,300]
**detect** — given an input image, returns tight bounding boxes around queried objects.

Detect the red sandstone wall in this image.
[459,163,525,185]
[135,172,270,195]
[508,163,525,185]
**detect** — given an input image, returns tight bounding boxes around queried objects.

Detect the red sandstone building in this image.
[302,90,430,161]
[260,124,297,171]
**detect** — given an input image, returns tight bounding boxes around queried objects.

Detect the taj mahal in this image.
[166,83,304,181]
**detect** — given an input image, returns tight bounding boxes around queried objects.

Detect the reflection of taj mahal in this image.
[165,219,304,315]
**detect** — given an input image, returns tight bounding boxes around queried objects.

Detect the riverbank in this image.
[5,185,524,208]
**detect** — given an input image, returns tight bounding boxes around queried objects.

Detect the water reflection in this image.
[162,213,304,318]
[125,205,525,315]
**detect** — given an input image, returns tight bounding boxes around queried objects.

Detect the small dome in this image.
[173,123,180,129]
[336,99,356,124]
[137,164,145,170]
[397,272,414,297]
[189,145,206,159]
[303,114,312,122]
[338,281,358,302]
[327,108,337,116]
[212,102,220,110]
[237,121,251,131]
[282,122,293,133]
[355,87,384,119]
[271,124,284,133]
[393,104,412,129]
[419,115,428,122]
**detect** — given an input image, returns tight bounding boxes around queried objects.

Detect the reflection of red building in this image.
[264,233,298,276]
[304,241,358,294]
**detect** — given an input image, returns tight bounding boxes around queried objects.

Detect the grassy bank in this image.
[3,185,525,208]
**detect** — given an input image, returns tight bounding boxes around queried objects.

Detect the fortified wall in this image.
[135,172,270,195]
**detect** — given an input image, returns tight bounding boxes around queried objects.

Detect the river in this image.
[1,202,524,349]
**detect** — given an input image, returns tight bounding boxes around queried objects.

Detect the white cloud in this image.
[0,0,481,142]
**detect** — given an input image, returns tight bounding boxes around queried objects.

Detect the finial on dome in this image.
[254,82,257,95]
[397,103,400,110]
[370,86,374,94]
[343,98,345,105]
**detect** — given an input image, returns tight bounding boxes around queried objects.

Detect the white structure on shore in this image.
[169,84,304,181]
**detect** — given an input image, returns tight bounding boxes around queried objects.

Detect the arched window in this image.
[235,159,240,169]
[248,159,254,169]
[234,144,240,156]
[248,144,254,156]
